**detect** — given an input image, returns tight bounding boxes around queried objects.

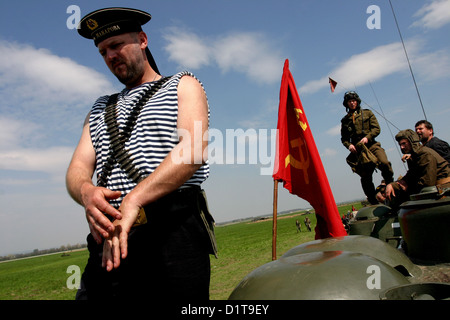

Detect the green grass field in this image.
[0,250,87,300]
[0,203,360,300]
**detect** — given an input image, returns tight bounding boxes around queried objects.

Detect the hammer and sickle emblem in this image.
[285,137,310,184]
[283,107,310,183]
[295,109,308,131]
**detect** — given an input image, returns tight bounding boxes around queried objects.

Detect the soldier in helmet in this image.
[340,91,394,204]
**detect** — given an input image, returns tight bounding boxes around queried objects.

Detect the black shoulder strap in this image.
[97,93,119,188]
[97,76,170,187]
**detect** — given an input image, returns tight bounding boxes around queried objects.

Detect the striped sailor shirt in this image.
[89,71,210,208]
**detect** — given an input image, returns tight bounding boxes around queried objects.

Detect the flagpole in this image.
[272,179,279,261]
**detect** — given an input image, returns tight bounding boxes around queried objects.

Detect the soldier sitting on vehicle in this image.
[415,120,450,163]
[385,129,450,206]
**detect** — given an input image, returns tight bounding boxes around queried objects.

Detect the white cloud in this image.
[0,41,116,183]
[413,49,450,81]
[0,146,73,174]
[326,124,341,137]
[163,28,283,84]
[213,33,282,84]
[0,116,42,149]
[321,148,337,157]
[0,40,116,108]
[0,116,73,178]
[162,28,212,69]
[412,0,450,29]
[300,42,411,94]
[299,39,450,95]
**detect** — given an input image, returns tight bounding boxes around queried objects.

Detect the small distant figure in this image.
[342,214,350,232]
[295,219,302,233]
[304,217,312,232]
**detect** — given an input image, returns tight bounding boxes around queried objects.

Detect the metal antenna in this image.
[369,81,407,171]
[388,0,427,120]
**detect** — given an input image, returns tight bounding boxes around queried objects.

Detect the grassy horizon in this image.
[0,202,360,300]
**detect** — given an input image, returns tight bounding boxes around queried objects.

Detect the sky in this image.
[0,0,449,256]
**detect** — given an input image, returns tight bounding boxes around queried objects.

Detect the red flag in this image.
[329,77,337,92]
[273,60,347,239]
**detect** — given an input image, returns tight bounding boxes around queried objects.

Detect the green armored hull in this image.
[399,194,450,262]
[229,187,450,300]
[229,236,414,300]
[348,204,401,247]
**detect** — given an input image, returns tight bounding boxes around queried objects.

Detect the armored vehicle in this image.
[229,186,450,300]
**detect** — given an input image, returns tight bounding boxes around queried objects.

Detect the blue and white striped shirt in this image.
[89,71,210,208]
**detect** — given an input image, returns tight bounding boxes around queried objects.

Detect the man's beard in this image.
[112,59,143,86]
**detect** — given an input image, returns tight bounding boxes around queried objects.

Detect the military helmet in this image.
[343,91,361,108]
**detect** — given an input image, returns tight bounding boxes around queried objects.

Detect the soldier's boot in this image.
[380,161,394,184]
[361,177,378,205]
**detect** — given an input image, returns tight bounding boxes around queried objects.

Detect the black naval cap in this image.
[78,7,160,74]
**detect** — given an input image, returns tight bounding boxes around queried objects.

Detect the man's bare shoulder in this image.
[177,74,206,99]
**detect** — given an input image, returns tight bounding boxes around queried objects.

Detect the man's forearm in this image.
[124,152,204,210]
[66,164,95,207]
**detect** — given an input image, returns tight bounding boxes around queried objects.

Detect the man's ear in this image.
[138,31,148,49]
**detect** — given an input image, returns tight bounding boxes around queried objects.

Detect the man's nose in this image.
[105,49,118,61]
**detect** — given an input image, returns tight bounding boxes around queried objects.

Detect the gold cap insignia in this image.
[86,19,98,31]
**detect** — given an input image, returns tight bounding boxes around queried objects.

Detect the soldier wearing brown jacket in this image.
[340,91,394,204]
[385,129,450,204]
